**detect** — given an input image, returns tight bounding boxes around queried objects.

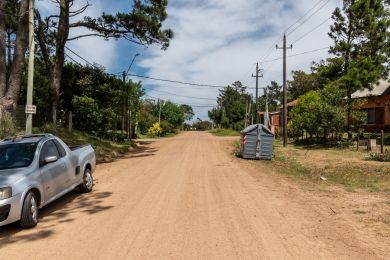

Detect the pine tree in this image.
[328,0,390,137]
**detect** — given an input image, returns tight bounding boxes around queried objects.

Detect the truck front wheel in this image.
[20,191,39,228]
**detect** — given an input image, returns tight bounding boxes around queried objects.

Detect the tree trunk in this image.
[6,32,11,68]
[0,0,7,98]
[49,0,69,123]
[0,0,29,113]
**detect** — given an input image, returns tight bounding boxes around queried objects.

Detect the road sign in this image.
[25,105,36,114]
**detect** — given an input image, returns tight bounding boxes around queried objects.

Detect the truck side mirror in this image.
[42,156,58,165]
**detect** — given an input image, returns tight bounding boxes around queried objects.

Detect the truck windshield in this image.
[0,143,37,170]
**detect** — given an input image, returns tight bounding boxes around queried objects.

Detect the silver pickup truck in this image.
[0,134,96,228]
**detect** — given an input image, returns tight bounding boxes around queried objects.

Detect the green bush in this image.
[366,152,390,162]
[160,120,175,135]
[148,122,163,137]
[0,113,17,139]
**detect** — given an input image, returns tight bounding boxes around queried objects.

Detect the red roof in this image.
[287,99,298,107]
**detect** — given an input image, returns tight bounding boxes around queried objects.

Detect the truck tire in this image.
[79,168,93,193]
[20,191,39,228]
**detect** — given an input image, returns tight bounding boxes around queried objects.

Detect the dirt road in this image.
[0,132,389,259]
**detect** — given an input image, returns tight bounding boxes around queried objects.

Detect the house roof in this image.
[351,78,390,98]
[287,99,298,107]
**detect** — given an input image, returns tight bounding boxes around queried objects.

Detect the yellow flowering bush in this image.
[148,122,163,137]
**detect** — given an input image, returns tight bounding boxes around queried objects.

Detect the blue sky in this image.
[37,0,340,121]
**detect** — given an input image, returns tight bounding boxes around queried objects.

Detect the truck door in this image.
[39,140,68,201]
[53,139,77,187]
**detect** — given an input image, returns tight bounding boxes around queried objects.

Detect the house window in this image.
[364,109,375,124]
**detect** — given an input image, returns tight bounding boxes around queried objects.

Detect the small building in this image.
[240,124,274,160]
[258,99,298,135]
[351,78,390,132]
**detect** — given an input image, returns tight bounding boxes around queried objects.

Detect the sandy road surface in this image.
[0,132,389,259]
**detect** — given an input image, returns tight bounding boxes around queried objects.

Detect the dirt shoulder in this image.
[240,139,390,244]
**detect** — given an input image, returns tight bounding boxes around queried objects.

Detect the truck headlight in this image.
[0,187,12,200]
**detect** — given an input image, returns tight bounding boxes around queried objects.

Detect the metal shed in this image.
[240,124,274,160]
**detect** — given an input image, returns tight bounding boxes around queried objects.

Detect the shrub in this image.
[0,113,16,139]
[366,152,390,162]
[148,122,163,137]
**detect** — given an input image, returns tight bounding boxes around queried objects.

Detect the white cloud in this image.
[139,0,341,120]
[37,0,342,120]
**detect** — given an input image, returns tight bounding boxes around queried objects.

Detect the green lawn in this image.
[209,128,240,137]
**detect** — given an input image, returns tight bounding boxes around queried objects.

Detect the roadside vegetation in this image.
[257,140,390,192]
[0,1,197,145]
[215,0,389,191]
[209,128,240,137]
[33,125,134,164]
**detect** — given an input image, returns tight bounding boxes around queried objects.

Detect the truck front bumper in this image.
[0,193,23,227]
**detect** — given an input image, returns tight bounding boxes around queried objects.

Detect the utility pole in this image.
[249,97,253,125]
[264,87,270,128]
[158,98,162,125]
[126,53,139,139]
[277,34,292,147]
[244,98,248,128]
[25,0,35,134]
[252,63,263,124]
[121,71,126,136]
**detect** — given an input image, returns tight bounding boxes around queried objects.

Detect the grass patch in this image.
[137,132,177,139]
[34,125,135,164]
[258,139,390,192]
[209,128,240,137]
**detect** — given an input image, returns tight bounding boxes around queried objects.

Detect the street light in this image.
[121,53,140,139]
[126,53,140,77]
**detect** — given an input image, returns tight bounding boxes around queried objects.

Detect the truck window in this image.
[53,139,66,158]
[0,143,37,170]
[39,140,60,165]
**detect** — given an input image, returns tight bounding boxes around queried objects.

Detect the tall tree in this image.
[180,104,194,122]
[0,0,29,114]
[0,0,6,98]
[328,0,390,137]
[288,71,317,100]
[36,0,173,123]
[258,81,282,112]
[212,81,251,129]
[5,0,19,68]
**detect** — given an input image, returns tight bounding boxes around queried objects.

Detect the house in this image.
[258,99,298,134]
[351,78,390,132]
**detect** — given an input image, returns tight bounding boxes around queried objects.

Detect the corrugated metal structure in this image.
[240,124,274,160]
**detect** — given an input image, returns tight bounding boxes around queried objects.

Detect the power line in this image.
[143,95,215,107]
[284,0,328,34]
[286,0,331,36]
[145,88,216,101]
[128,73,228,88]
[261,46,329,63]
[65,53,83,66]
[291,16,332,44]
[65,46,97,68]
[257,0,329,65]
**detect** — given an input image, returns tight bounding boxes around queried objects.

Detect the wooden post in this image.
[357,133,359,151]
[367,133,370,151]
[381,130,384,154]
[68,111,72,132]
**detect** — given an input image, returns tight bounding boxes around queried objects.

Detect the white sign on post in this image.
[25,105,37,114]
